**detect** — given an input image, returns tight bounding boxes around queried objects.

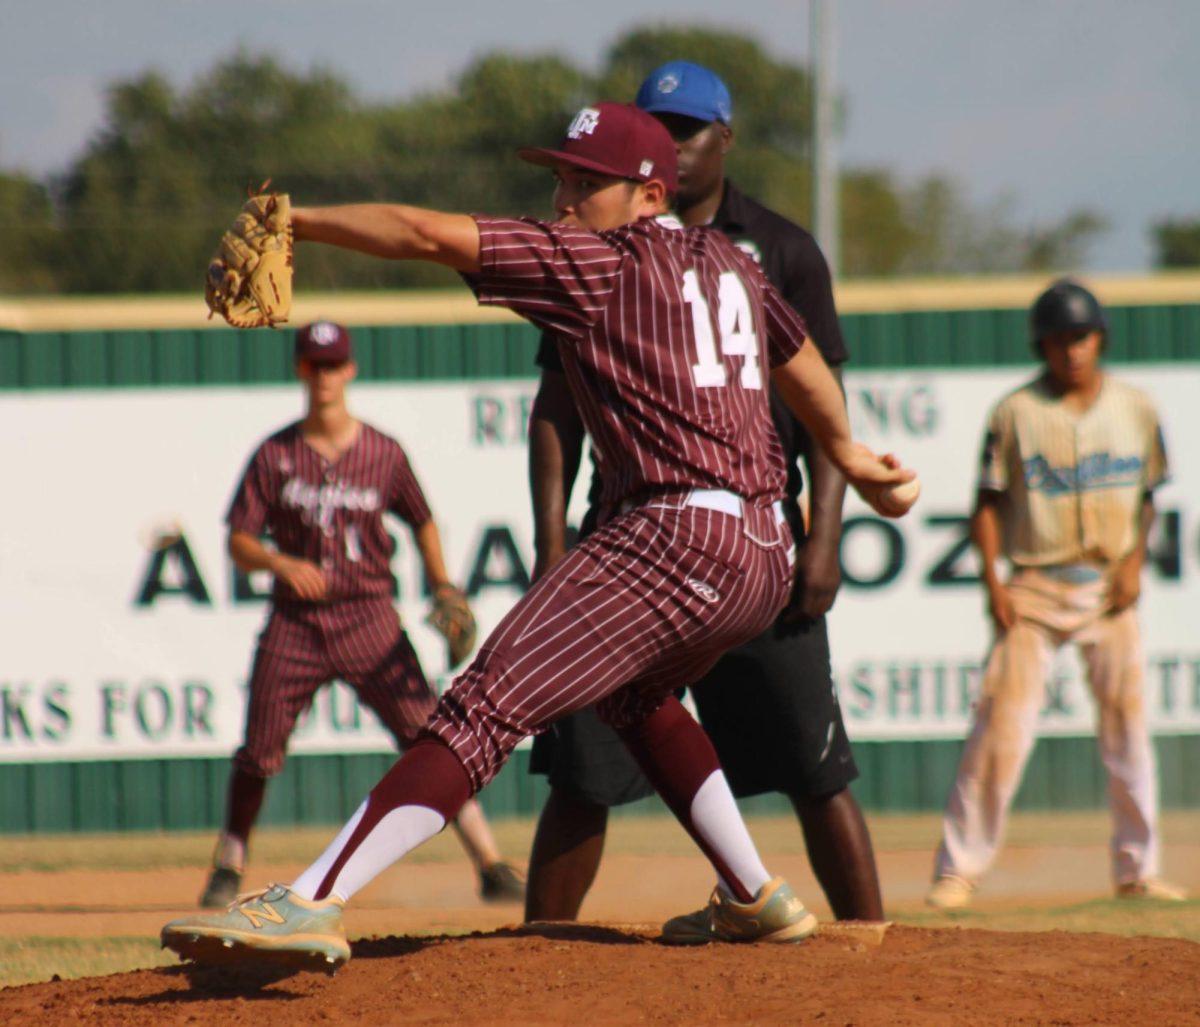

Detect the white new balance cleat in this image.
[161,883,350,973]
[662,877,818,945]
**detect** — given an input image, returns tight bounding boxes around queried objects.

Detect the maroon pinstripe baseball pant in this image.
[424,498,793,792]
[234,597,438,778]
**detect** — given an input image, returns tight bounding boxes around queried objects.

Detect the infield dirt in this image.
[2,921,1198,1025]
[3,815,1198,1023]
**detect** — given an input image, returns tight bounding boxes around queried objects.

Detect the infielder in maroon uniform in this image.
[199,320,523,908]
[164,103,914,971]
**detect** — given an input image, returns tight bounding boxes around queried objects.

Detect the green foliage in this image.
[892,177,1109,275]
[413,53,587,218]
[1151,217,1200,268]
[599,27,813,156]
[840,168,914,276]
[1020,209,1109,272]
[0,28,1113,294]
[54,53,386,292]
[0,171,57,292]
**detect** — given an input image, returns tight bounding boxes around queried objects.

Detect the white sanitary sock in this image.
[290,802,446,902]
[689,770,771,900]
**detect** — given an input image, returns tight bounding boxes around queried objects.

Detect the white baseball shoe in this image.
[662,877,818,945]
[162,883,350,972]
[1116,878,1188,902]
[926,875,975,910]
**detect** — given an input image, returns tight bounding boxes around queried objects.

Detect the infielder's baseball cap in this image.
[518,102,678,195]
[295,321,353,365]
[635,61,733,125]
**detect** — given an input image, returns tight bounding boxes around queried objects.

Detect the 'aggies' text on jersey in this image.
[228,423,431,602]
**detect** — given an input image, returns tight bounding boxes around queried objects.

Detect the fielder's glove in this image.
[205,185,293,328]
[425,584,477,670]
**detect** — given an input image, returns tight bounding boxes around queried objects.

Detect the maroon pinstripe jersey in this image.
[227,422,431,602]
[466,215,809,510]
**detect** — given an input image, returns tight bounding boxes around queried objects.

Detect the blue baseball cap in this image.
[635,61,733,125]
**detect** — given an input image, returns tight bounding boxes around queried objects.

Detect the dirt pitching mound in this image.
[3,923,1197,1025]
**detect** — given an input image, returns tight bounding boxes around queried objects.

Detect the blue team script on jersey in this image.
[1022,452,1144,495]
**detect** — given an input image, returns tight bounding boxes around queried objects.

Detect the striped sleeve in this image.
[977,401,1013,493]
[388,443,433,527]
[464,216,623,340]
[226,444,272,535]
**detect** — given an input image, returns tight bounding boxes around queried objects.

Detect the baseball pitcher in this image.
[164,102,915,973]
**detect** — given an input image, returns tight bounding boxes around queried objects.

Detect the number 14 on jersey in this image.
[682,269,763,391]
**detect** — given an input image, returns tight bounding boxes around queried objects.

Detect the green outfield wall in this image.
[1,738,1198,835]
[2,295,1198,832]
[3,299,1200,392]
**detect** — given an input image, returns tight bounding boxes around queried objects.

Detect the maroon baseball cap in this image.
[294,321,353,365]
[518,102,678,195]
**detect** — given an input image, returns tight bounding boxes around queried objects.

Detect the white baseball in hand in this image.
[877,476,921,517]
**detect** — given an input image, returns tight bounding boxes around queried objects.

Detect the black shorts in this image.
[529,704,657,807]
[529,613,857,806]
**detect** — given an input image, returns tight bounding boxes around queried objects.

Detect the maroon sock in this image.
[313,738,472,900]
[616,697,754,902]
[224,767,267,843]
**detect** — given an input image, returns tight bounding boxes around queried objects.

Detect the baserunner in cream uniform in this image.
[927,278,1186,909]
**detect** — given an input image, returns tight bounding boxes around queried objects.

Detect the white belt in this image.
[642,488,786,524]
[684,488,743,516]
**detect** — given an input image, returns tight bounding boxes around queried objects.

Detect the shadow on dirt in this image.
[351,922,649,961]
[97,925,652,1006]
[98,963,315,1006]
[498,922,652,945]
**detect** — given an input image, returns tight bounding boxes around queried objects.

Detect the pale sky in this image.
[2,0,1197,271]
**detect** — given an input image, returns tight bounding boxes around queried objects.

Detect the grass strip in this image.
[2,811,1197,873]
[0,936,175,989]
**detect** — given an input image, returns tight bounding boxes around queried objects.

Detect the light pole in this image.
[811,0,839,276]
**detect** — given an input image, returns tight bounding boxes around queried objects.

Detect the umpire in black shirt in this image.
[524,61,884,923]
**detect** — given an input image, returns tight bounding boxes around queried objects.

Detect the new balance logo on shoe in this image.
[239,900,286,929]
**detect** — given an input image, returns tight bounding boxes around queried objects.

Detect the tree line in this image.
[1,26,1192,296]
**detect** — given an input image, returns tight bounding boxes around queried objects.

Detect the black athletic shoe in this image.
[200,866,243,909]
[479,862,525,903]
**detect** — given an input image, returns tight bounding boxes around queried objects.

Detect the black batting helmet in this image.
[1030,278,1107,347]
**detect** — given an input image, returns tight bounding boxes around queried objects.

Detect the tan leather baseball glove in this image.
[205,186,293,328]
[425,584,478,670]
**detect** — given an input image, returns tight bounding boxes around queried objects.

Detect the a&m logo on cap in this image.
[656,72,680,94]
[567,107,601,139]
[310,321,342,347]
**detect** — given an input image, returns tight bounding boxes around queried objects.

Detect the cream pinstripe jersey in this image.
[978,374,1168,566]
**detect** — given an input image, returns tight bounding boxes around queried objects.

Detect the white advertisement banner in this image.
[1,366,1197,762]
